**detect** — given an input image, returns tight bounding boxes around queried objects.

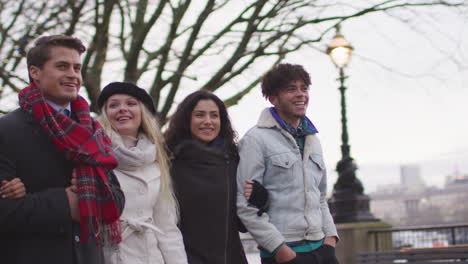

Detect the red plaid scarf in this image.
[18,83,121,245]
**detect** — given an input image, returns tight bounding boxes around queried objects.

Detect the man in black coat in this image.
[0,35,124,264]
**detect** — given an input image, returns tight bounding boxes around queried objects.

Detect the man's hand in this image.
[324,236,337,247]
[66,186,80,222]
[275,244,296,263]
[0,178,26,199]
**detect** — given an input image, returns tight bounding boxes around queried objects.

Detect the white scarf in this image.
[111,133,156,171]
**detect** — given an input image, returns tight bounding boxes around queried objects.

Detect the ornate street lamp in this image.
[327,25,376,223]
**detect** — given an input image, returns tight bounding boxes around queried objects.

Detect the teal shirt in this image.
[260,239,324,258]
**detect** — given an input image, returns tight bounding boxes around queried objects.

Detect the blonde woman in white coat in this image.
[97,82,187,264]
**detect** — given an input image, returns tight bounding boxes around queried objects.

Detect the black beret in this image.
[97,82,156,114]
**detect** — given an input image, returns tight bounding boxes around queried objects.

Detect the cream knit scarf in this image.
[111,133,156,171]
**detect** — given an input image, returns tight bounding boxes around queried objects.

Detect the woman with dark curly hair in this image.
[164,90,248,264]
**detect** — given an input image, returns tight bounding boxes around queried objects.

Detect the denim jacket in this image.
[236,108,338,253]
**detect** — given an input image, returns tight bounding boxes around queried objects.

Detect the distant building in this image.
[445,173,468,186]
[400,164,424,187]
[370,167,468,226]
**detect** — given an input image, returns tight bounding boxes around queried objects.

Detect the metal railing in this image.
[368,223,468,251]
[241,223,468,253]
[240,235,259,254]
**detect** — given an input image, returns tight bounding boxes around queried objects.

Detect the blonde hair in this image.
[98,101,179,218]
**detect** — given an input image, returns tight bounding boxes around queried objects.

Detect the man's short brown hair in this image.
[261,63,311,98]
[26,35,86,74]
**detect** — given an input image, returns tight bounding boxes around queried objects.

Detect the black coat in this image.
[0,109,125,264]
[171,140,247,264]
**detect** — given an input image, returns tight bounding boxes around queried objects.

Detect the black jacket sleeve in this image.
[0,138,72,233]
[0,189,71,233]
[248,180,270,216]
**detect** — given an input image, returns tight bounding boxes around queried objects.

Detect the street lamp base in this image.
[328,157,378,223]
[328,190,378,223]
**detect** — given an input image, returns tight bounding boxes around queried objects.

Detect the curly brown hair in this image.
[261,63,311,98]
[164,90,238,155]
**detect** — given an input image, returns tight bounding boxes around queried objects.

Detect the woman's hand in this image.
[0,178,26,199]
[66,169,80,222]
[70,169,78,193]
[244,179,269,216]
[244,180,254,200]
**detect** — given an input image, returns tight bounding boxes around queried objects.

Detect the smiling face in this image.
[29,46,82,108]
[105,94,142,138]
[190,99,221,144]
[269,79,309,127]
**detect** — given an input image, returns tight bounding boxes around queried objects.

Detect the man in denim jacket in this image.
[237,63,339,264]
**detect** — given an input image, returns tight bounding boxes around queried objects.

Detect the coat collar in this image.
[173,139,227,161]
[256,108,323,158]
[257,108,281,129]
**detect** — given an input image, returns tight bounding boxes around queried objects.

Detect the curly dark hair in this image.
[27,35,86,82]
[261,63,311,98]
[164,90,238,155]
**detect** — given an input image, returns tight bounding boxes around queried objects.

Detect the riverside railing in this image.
[368,223,468,251]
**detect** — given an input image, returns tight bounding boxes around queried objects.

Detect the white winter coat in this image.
[104,134,187,264]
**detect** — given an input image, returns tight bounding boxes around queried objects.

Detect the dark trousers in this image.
[261,245,339,264]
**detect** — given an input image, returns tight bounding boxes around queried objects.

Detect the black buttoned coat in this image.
[0,108,125,264]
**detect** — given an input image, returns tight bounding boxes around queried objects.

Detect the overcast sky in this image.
[228,5,468,192]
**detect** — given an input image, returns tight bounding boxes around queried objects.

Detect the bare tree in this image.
[0,0,466,122]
